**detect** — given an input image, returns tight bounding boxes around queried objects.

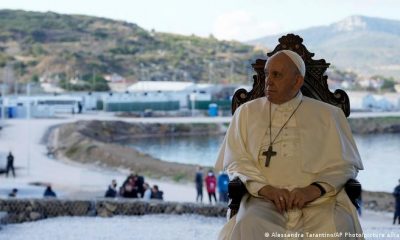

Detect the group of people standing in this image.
[195,166,229,204]
[104,173,163,200]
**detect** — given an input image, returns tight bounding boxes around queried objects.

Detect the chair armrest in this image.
[344,178,362,209]
[227,178,362,218]
[227,177,248,218]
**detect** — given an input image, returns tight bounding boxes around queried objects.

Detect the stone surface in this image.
[0,198,227,224]
[29,212,42,221]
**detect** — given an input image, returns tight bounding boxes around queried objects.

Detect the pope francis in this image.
[215,50,364,240]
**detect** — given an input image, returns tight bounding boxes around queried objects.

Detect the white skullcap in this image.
[278,50,306,77]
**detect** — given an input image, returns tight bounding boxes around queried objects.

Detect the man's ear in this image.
[294,75,304,90]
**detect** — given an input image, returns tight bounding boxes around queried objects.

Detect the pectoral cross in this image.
[262,145,276,167]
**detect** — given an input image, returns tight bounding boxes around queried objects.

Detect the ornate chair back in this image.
[232,33,350,116]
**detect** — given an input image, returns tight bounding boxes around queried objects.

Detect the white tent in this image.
[362,94,394,111]
[127,81,193,92]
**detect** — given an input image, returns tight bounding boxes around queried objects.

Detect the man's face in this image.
[264,53,303,104]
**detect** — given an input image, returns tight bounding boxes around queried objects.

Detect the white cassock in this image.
[215,92,364,240]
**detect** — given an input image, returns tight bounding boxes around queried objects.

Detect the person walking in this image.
[393,179,400,224]
[6,151,15,178]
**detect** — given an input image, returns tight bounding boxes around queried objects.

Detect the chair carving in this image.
[228,33,360,218]
[232,33,349,116]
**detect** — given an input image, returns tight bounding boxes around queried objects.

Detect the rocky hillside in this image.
[0,9,265,89]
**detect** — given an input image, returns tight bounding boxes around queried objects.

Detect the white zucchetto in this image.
[279,50,306,77]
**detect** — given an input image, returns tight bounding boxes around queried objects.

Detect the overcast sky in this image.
[1,0,400,41]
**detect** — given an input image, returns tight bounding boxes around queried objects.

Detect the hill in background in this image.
[2,10,400,92]
[0,9,266,90]
[249,15,400,79]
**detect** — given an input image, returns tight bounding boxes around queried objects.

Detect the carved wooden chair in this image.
[228,33,361,218]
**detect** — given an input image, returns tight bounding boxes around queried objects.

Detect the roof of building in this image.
[127,81,194,92]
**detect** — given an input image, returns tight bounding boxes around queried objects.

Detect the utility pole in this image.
[208,61,213,84]
[1,66,7,121]
[14,78,18,96]
[230,61,234,84]
[66,67,71,93]
[1,83,5,121]
[140,63,144,81]
[2,63,14,119]
[26,82,31,119]
[92,69,96,92]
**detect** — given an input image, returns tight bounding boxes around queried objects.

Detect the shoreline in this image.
[45,121,225,182]
[45,118,400,181]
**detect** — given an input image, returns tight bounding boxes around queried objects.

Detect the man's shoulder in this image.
[302,96,341,114]
[241,97,266,110]
[233,97,266,117]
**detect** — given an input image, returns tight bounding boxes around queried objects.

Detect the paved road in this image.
[42,113,233,123]
[68,111,400,123]
[2,110,400,125]
[350,111,400,118]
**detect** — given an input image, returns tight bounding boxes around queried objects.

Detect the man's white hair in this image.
[278,50,306,77]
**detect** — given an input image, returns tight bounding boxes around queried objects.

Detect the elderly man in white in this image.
[215,50,364,240]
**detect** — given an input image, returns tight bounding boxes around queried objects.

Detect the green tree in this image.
[31,74,39,83]
[381,78,396,91]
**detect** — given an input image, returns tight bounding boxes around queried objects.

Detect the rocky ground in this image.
[363,191,395,212]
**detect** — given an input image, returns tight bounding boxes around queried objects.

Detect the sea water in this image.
[129,133,400,193]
